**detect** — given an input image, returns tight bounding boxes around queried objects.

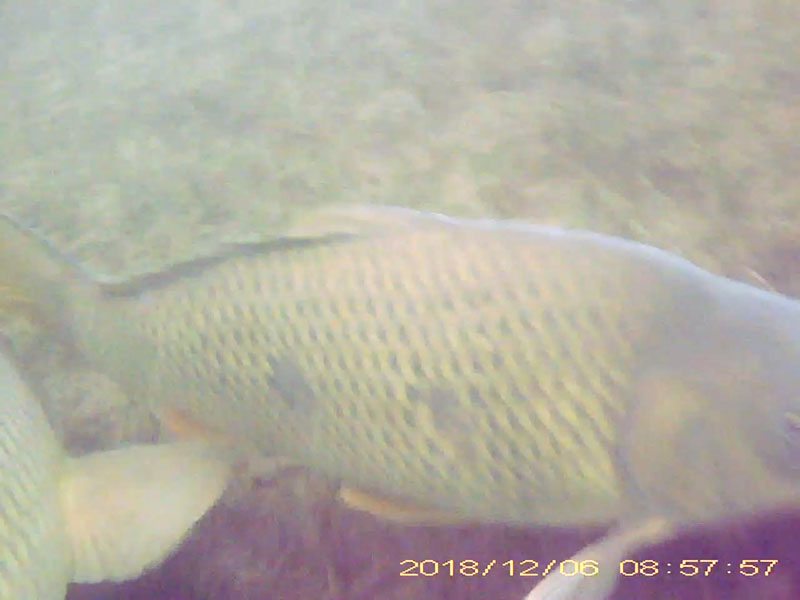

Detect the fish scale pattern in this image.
[282,231,653,523]
[0,359,69,600]
[77,218,691,526]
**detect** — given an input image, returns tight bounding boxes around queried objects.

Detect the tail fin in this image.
[59,440,231,583]
[0,214,85,338]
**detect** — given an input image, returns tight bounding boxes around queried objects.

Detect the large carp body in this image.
[4,206,800,600]
[59,208,800,527]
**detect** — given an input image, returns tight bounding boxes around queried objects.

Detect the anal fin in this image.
[338,485,470,525]
[156,407,227,443]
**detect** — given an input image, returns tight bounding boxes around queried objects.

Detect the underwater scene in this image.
[1,1,799,599]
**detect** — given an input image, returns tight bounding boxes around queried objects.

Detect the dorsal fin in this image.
[283,204,456,237]
[93,205,440,298]
[94,233,355,297]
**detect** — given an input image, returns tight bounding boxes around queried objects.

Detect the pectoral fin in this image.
[286,205,412,238]
[338,485,470,525]
[523,517,673,600]
[59,440,230,583]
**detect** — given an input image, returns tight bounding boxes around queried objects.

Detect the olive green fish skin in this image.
[0,347,70,600]
[65,210,800,527]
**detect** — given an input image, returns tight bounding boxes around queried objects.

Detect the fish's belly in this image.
[306,374,624,525]
[185,323,630,525]
[149,328,626,525]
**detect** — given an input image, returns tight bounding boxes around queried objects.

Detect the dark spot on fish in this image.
[507,442,525,463]
[484,410,503,433]
[356,324,371,346]
[267,356,317,412]
[407,385,455,429]
[275,326,291,349]
[409,352,425,379]
[332,402,344,419]
[550,378,567,396]
[331,353,348,376]
[485,438,506,463]
[363,428,378,445]
[423,437,440,457]
[401,405,416,428]
[470,355,483,376]
[406,384,475,459]
[277,304,291,323]
[330,376,345,395]
[245,348,261,368]
[491,350,504,370]
[212,348,226,369]
[387,352,399,372]
[209,370,242,396]
[396,323,409,343]
[541,308,559,331]
[468,386,489,411]
[497,316,513,337]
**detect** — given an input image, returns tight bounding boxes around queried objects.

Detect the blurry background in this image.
[1,1,799,598]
